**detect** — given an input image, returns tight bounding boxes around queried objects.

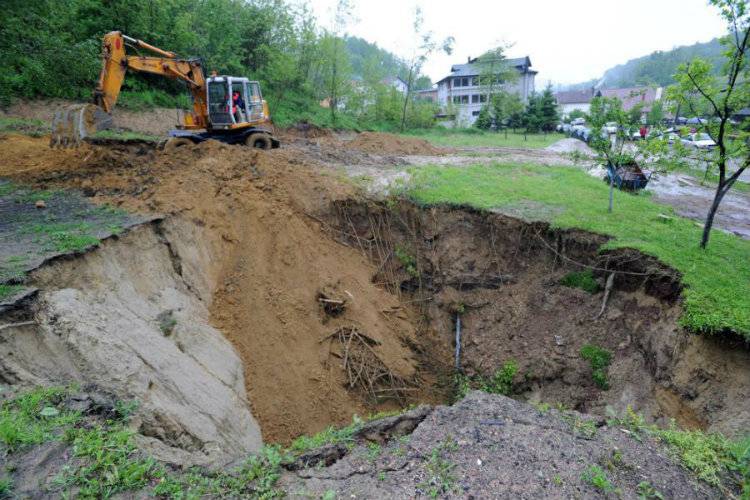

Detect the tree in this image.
[475,104,493,130]
[646,100,664,126]
[319,0,354,126]
[538,85,559,132]
[588,96,637,213]
[523,92,542,134]
[474,46,518,130]
[399,7,453,132]
[665,0,750,248]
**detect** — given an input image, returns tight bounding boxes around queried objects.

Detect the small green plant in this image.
[454,361,518,401]
[580,465,615,493]
[365,442,381,462]
[0,477,12,497]
[157,310,177,336]
[0,285,23,302]
[394,245,419,278]
[58,425,159,498]
[560,270,600,294]
[637,481,664,499]
[552,474,563,486]
[289,416,363,453]
[0,386,80,451]
[418,438,459,498]
[378,471,386,481]
[580,344,612,389]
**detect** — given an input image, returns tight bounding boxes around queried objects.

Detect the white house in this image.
[554,88,596,117]
[435,56,537,126]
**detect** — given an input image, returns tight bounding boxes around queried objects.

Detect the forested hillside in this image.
[601,38,724,87]
[0,0,434,129]
[564,38,725,90]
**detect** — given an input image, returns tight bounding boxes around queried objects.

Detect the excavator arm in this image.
[51,31,208,147]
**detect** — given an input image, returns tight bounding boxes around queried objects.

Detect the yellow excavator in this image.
[51,31,280,150]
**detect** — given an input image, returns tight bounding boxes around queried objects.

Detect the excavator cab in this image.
[206,76,267,130]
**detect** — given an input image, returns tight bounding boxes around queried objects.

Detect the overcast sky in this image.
[297,0,728,87]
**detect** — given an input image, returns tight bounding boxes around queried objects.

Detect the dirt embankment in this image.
[333,200,750,437]
[0,134,449,446]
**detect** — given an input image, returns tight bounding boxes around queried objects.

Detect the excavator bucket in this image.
[50,104,113,148]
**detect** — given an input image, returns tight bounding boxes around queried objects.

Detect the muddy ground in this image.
[0,126,748,496]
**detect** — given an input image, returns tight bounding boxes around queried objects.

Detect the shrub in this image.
[580,345,612,389]
[560,270,600,293]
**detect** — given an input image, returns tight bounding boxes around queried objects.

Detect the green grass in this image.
[0,284,23,301]
[581,465,617,493]
[560,270,600,293]
[0,387,81,452]
[580,345,613,390]
[454,360,518,401]
[405,129,565,149]
[0,117,47,137]
[91,129,160,142]
[22,222,100,253]
[406,163,750,338]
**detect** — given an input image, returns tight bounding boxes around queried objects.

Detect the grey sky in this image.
[299,0,728,86]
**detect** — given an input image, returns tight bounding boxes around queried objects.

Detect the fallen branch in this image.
[595,273,615,320]
[0,321,35,331]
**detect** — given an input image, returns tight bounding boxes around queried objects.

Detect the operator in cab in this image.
[232,90,245,123]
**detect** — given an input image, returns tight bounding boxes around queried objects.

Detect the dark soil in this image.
[280,391,723,499]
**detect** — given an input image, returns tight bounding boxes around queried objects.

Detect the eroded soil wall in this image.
[332,200,750,436]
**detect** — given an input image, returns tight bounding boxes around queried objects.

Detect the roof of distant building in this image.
[554,88,596,105]
[437,56,535,83]
[599,87,660,111]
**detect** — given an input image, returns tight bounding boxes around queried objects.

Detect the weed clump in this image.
[580,344,612,389]
[560,270,600,294]
[454,360,518,400]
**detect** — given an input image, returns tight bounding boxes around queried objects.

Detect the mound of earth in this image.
[347,132,446,155]
[280,391,724,498]
[545,137,594,154]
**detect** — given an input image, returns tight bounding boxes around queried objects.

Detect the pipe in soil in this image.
[455,313,462,370]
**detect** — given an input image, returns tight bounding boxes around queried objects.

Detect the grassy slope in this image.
[407,163,750,338]
[406,130,565,149]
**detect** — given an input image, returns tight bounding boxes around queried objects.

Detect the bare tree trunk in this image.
[608,175,614,213]
[701,182,730,248]
[400,67,415,132]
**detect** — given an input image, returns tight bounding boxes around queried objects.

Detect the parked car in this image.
[653,130,681,144]
[602,121,618,134]
[681,132,716,150]
[571,117,586,126]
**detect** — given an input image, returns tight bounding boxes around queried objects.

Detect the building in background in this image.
[555,86,664,120]
[435,56,537,126]
[554,88,597,116]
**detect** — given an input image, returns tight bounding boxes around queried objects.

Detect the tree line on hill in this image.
[0,0,438,130]
[565,38,725,91]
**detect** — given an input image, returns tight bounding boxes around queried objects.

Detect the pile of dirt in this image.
[347,131,446,155]
[279,122,334,139]
[545,137,594,154]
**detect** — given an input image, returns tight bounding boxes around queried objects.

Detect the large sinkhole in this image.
[1,139,748,466]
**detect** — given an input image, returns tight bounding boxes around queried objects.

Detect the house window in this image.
[462,95,469,104]
[461,77,469,87]
[472,111,480,116]
[480,95,487,103]
[453,96,460,104]
[454,78,462,87]
[471,95,480,104]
